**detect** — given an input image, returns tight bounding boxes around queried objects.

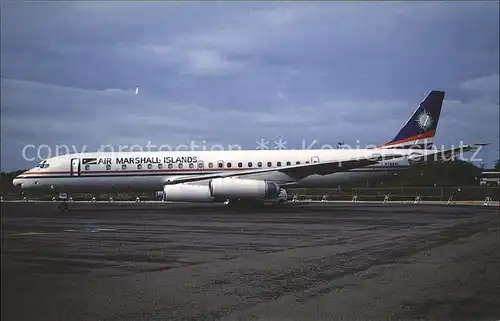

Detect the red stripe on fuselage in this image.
[20,168,250,177]
[22,171,70,175]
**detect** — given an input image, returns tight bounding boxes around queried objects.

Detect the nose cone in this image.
[12,177,23,188]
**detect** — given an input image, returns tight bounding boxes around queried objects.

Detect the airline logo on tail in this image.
[383,90,445,149]
[416,110,433,131]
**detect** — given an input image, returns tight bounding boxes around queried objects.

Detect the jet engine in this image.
[162,178,281,202]
[163,184,214,202]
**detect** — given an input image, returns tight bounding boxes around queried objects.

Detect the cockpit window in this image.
[37,160,47,168]
[43,164,50,168]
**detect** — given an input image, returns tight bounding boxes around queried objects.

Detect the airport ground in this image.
[1,202,500,321]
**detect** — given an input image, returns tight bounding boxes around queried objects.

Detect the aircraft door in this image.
[311,156,320,163]
[70,158,81,176]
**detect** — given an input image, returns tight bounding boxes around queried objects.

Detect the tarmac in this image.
[1,202,500,321]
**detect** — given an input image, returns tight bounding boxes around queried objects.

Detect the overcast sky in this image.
[1,1,499,171]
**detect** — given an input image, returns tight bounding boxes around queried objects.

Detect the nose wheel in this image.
[57,201,69,212]
[55,192,70,212]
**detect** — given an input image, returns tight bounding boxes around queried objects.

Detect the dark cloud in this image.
[1,2,498,170]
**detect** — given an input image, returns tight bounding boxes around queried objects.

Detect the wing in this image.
[407,143,486,164]
[164,155,384,185]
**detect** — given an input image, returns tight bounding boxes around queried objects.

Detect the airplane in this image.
[12,90,484,210]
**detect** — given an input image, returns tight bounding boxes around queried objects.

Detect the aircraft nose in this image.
[12,177,23,188]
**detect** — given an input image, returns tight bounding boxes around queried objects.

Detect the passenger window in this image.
[178,163,183,169]
[158,164,163,169]
[267,162,272,167]
[305,161,310,164]
[189,163,194,169]
[208,163,214,168]
[198,162,204,169]
[277,161,282,167]
[137,164,142,169]
[168,163,173,169]
[296,161,301,165]
[122,165,127,170]
[286,161,291,166]
[258,162,262,167]
[248,162,252,167]
[106,165,111,170]
[218,162,223,168]
[85,165,90,170]
[238,162,243,168]
[227,162,232,168]
[148,164,153,169]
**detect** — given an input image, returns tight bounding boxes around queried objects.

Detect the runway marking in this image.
[11,228,117,236]
[11,232,57,236]
[65,228,117,233]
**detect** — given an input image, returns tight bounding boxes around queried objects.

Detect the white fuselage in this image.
[13,148,420,193]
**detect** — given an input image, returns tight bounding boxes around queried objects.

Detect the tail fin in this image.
[383,90,445,149]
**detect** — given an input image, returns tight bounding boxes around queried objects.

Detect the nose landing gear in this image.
[57,192,70,212]
[58,201,69,212]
